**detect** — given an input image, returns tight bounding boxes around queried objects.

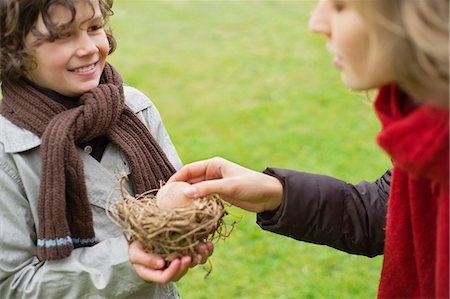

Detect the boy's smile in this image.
[25,0,109,97]
[70,62,97,75]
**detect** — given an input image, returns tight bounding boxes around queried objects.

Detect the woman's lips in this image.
[333,55,343,69]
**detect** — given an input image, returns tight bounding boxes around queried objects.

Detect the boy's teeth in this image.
[73,64,95,73]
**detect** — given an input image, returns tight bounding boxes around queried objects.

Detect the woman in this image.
[168,0,449,297]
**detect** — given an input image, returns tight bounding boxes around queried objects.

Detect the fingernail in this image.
[156,259,164,268]
[184,186,198,198]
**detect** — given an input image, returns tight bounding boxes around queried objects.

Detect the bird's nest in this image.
[107,177,232,262]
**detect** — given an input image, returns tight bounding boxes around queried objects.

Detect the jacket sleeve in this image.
[257,168,391,257]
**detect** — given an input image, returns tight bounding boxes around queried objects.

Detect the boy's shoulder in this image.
[123,85,155,113]
[0,115,40,153]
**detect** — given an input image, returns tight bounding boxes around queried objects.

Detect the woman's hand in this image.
[168,157,283,213]
[128,240,213,283]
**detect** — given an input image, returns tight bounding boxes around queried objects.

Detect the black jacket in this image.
[257,168,391,257]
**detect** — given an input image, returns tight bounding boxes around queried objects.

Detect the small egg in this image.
[155,181,194,210]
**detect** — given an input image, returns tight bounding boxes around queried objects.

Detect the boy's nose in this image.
[308,0,331,36]
[76,32,99,56]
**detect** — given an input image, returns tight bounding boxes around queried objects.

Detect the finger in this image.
[169,157,227,184]
[129,241,165,269]
[133,259,182,283]
[191,242,214,267]
[171,256,192,281]
[206,242,214,253]
[191,254,202,267]
[200,242,214,264]
[204,242,214,258]
[167,160,210,183]
[182,179,233,199]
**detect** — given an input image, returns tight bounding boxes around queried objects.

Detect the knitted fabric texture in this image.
[0,63,176,260]
[374,85,449,298]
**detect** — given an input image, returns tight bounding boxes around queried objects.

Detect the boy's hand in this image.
[128,240,213,283]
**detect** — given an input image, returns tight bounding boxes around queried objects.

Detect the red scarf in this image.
[375,85,449,298]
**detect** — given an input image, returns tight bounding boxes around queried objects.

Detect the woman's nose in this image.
[308,0,331,36]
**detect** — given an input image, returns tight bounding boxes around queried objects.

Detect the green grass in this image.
[109,1,390,298]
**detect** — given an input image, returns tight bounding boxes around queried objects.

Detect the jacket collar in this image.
[0,116,41,153]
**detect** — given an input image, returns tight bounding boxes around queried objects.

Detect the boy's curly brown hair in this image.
[0,0,116,83]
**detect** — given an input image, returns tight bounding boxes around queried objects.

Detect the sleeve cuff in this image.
[256,168,287,226]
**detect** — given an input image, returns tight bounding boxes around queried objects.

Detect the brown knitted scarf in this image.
[0,63,176,260]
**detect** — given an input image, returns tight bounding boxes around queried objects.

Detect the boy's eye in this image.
[88,23,104,32]
[60,32,73,38]
[50,31,72,41]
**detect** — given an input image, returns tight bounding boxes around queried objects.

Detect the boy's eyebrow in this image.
[80,13,104,26]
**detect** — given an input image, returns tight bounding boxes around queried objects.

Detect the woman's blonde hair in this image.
[355,0,449,107]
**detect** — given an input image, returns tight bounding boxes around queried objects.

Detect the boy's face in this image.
[25,0,109,97]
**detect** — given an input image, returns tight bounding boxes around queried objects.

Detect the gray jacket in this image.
[0,86,183,298]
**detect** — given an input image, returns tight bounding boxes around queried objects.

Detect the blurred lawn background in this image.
[109,1,391,298]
